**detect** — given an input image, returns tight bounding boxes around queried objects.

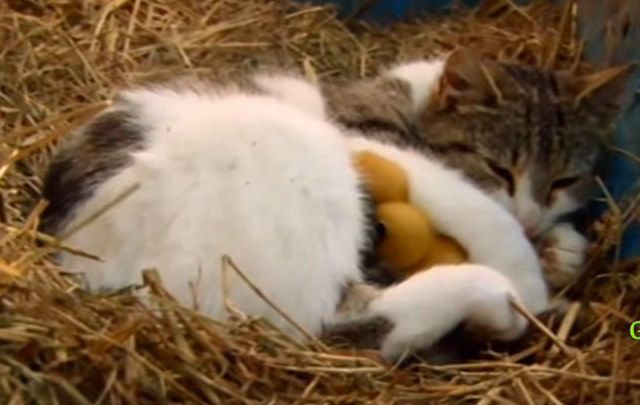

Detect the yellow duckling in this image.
[354,151,467,280]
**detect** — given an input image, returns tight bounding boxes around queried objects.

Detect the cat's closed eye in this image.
[485,159,514,195]
[551,176,580,190]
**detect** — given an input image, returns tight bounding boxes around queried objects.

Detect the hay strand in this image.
[0,0,639,403]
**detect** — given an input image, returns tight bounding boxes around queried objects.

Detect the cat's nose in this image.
[524,223,540,239]
[515,208,542,239]
[517,214,541,238]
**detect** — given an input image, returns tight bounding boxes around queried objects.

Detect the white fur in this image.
[61,87,364,338]
[386,59,445,113]
[512,171,543,237]
[253,73,326,119]
[55,74,546,359]
[388,55,586,291]
[346,136,549,314]
[508,171,582,238]
[542,222,589,287]
[364,264,527,361]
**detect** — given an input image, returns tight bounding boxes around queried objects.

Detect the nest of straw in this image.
[1,0,639,402]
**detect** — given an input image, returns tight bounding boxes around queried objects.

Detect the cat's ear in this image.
[435,49,508,109]
[560,63,636,113]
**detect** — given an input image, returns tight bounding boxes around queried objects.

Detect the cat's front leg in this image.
[324,265,528,362]
[347,137,549,314]
[540,222,589,288]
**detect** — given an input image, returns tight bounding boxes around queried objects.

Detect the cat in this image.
[324,49,634,288]
[39,70,548,362]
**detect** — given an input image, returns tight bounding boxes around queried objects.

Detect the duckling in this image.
[354,151,467,280]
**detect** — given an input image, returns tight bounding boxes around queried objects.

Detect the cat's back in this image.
[114,86,346,184]
[43,81,367,335]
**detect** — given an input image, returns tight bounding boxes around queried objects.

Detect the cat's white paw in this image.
[541,223,589,288]
[370,265,528,361]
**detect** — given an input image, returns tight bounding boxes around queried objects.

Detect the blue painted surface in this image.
[300,0,640,258]
[581,15,640,260]
[606,100,640,260]
[305,0,481,23]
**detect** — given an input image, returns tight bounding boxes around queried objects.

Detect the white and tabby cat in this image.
[326,49,634,287]
[40,69,547,361]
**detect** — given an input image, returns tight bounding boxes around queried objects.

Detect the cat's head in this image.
[419,49,634,237]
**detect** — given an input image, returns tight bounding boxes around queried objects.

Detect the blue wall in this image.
[306,0,481,23]
[581,14,640,260]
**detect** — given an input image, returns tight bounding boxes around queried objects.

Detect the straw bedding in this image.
[1,0,639,403]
